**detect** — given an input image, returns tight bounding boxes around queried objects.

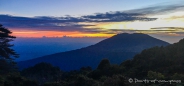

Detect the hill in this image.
[120,38,184,79]
[18,33,169,71]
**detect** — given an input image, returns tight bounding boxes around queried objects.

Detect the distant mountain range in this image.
[18,33,169,71]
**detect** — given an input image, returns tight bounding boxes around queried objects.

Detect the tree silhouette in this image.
[0,24,18,59]
[97,59,110,70]
[0,24,19,74]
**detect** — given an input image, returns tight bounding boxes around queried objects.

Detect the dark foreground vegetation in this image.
[0,24,184,86]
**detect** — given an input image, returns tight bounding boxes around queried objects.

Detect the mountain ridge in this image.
[18,33,169,71]
[120,38,184,79]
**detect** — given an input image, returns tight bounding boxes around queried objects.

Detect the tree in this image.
[0,24,19,74]
[97,59,110,70]
[88,59,111,79]
[21,62,61,84]
[0,24,18,59]
[147,71,165,79]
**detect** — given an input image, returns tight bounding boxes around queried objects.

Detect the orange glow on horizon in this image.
[11,29,113,38]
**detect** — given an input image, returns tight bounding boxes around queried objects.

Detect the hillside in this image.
[120,38,184,79]
[18,33,169,71]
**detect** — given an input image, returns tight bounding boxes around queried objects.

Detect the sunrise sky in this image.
[1,0,184,43]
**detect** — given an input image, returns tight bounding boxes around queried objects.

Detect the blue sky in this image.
[0,0,180,17]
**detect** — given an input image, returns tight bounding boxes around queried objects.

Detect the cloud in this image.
[125,3,184,16]
[0,14,183,35]
[0,12,156,33]
[101,26,184,35]
[151,27,184,30]
[0,15,87,32]
[166,15,184,20]
[82,12,157,22]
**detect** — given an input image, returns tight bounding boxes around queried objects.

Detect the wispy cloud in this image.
[125,3,184,16]
[82,12,157,22]
[151,27,184,30]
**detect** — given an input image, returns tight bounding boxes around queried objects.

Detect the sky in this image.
[1,0,184,43]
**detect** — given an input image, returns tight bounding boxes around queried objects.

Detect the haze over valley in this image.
[12,37,105,61]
